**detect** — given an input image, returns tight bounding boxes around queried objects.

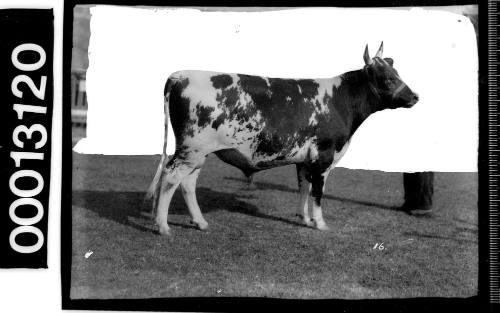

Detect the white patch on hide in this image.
[308,111,318,126]
[183,125,222,155]
[215,110,265,160]
[238,91,253,110]
[252,151,282,164]
[331,76,342,88]
[181,70,219,109]
[263,77,270,86]
[308,140,319,161]
[314,78,339,114]
[229,74,239,88]
[287,137,315,162]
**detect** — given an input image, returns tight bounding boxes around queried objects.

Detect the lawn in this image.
[71,151,478,299]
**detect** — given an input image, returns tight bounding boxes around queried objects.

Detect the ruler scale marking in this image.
[489,0,500,305]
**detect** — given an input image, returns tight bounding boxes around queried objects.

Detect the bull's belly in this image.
[176,114,315,172]
[213,131,314,173]
[177,124,351,175]
[214,148,297,174]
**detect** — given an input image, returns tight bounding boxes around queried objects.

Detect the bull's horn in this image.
[363,44,373,65]
[375,41,384,58]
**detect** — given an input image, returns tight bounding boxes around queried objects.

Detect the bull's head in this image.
[363,42,419,109]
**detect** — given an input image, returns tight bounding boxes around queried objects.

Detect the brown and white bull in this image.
[147,43,418,235]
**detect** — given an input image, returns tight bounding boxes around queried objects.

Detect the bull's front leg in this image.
[308,152,334,231]
[295,164,313,227]
[310,170,331,230]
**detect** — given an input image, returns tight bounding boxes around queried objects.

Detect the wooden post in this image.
[402,172,434,215]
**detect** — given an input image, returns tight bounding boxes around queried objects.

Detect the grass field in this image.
[71,148,478,299]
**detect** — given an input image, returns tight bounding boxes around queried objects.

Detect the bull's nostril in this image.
[413,94,419,102]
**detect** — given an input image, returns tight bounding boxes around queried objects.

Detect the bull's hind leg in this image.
[156,157,197,235]
[180,167,209,230]
[296,164,313,227]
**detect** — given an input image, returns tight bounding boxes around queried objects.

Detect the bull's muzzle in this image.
[407,92,419,107]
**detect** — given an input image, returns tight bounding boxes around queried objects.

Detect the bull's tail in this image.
[145,77,176,215]
[146,153,167,200]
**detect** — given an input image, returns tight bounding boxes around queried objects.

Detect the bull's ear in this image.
[384,57,394,67]
[375,41,384,58]
[363,44,372,65]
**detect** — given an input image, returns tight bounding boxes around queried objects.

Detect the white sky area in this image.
[74,6,479,172]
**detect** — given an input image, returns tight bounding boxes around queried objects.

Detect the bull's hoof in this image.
[313,219,330,231]
[317,224,330,231]
[191,219,209,231]
[158,225,171,236]
[296,214,314,227]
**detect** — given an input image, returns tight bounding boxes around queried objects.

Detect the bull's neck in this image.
[334,69,381,137]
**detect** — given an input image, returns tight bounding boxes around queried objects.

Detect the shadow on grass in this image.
[224,176,402,212]
[72,187,304,234]
[402,229,477,244]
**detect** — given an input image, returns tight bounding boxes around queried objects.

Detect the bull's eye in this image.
[385,78,396,90]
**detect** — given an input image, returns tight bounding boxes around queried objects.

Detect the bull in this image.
[147,42,419,235]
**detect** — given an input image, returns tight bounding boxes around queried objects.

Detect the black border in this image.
[478,0,491,312]
[62,1,490,312]
[0,8,53,269]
